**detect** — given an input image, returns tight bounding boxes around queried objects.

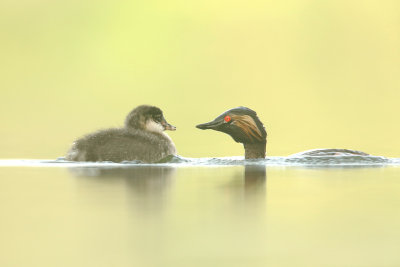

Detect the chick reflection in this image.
[69,166,176,212]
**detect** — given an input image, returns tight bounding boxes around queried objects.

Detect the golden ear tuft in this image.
[231,115,263,142]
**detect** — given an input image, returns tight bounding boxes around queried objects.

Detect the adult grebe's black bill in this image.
[196,118,224,130]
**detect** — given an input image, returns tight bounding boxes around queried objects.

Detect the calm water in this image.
[1,156,400,267]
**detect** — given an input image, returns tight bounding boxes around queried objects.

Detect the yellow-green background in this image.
[1,0,399,159]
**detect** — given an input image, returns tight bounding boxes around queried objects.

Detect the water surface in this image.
[1,156,399,267]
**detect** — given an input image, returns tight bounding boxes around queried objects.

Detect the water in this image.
[1,154,399,167]
[1,156,400,267]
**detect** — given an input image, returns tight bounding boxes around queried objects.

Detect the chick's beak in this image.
[161,119,176,131]
[196,117,224,130]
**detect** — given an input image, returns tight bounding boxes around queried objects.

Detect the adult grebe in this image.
[196,106,367,159]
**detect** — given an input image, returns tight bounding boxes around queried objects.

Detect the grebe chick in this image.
[196,107,368,159]
[66,105,177,163]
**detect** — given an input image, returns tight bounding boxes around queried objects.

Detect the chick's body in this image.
[66,105,176,163]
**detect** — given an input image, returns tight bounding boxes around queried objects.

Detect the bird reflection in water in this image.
[244,165,266,190]
[69,164,266,195]
[217,165,267,206]
[68,164,267,211]
[68,166,176,213]
[243,165,267,205]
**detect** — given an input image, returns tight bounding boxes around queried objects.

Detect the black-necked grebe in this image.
[196,106,368,159]
[66,105,177,163]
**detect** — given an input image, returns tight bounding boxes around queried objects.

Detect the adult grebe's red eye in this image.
[224,115,231,123]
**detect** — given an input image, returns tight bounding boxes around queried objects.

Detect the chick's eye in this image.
[154,115,162,121]
[224,115,231,123]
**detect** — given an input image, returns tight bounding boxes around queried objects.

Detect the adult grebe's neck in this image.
[243,142,266,159]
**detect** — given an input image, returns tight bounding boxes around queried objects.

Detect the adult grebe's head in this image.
[196,107,267,144]
[125,105,176,133]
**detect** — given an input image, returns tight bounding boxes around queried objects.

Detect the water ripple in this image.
[0,154,399,168]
